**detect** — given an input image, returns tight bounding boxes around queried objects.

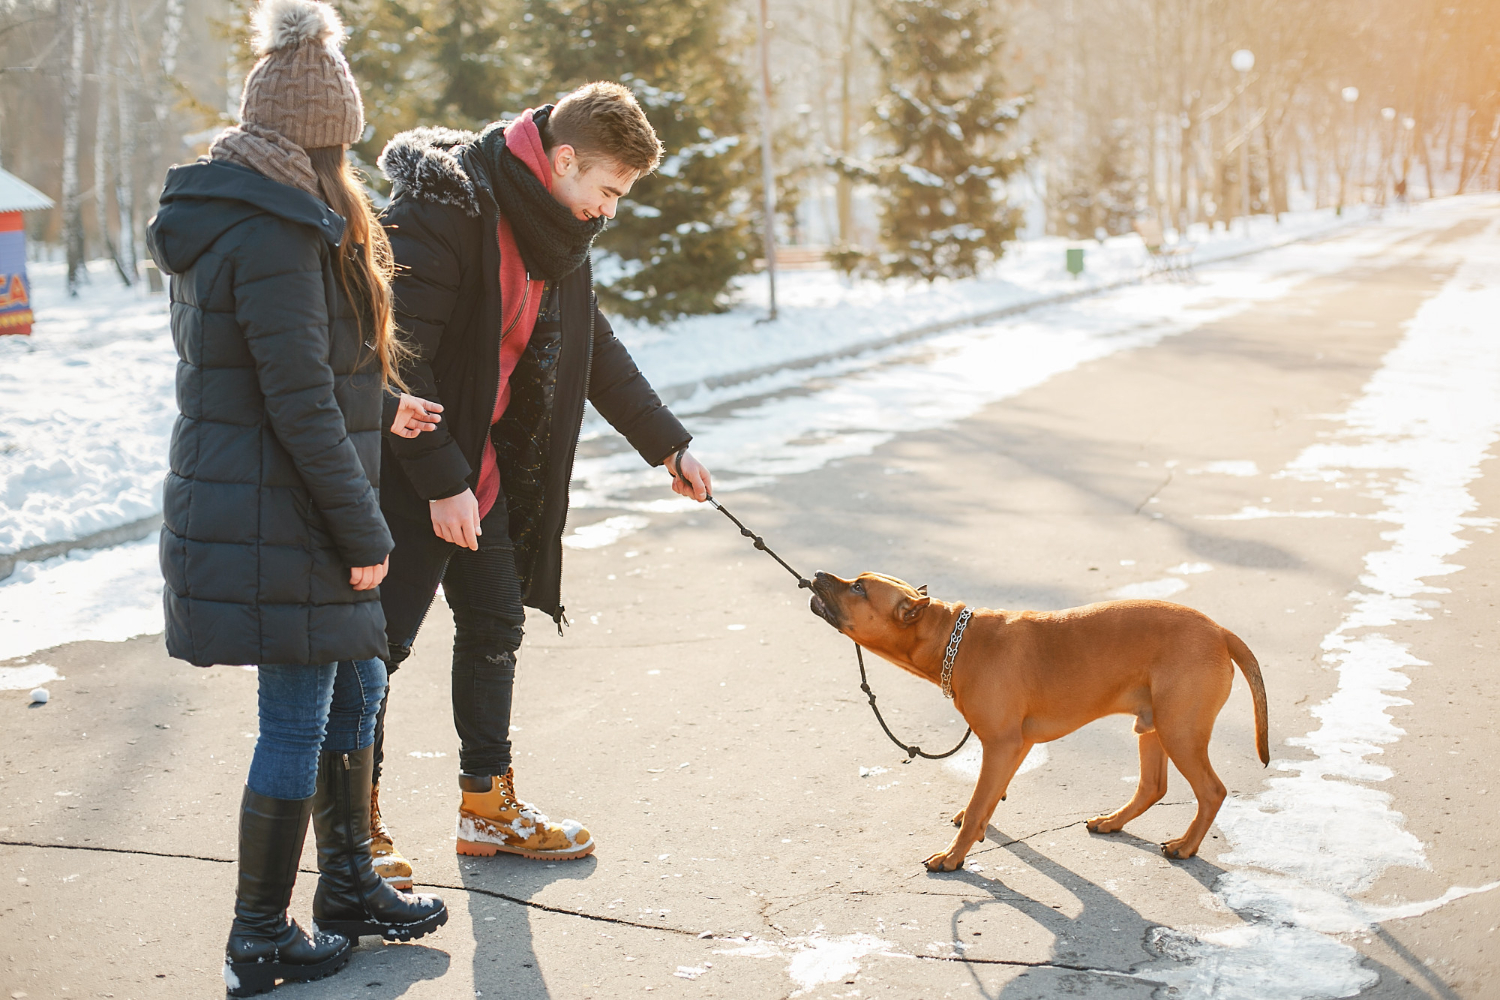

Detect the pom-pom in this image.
[251,0,344,56]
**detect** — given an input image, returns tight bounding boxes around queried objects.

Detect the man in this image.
[368,82,712,883]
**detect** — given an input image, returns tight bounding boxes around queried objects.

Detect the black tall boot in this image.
[225,787,350,997]
[310,746,448,942]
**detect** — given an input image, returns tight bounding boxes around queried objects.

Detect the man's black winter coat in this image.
[147,160,393,667]
[377,125,689,623]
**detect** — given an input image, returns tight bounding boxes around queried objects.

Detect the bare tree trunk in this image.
[151,0,185,174]
[93,0,119,270]
[114,0,138,283]
[62,0,87,295]
[835,0,856,246]
[1420,123,1437,197]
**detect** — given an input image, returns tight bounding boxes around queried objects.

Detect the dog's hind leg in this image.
[925,738,1028,873]
[1086,730,1168,835]
[1155,731,1226,859]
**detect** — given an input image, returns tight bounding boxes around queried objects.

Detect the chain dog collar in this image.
[940,608,973,700]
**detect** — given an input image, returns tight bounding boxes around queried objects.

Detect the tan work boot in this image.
[455,768,595,860]
[369,782,414,890]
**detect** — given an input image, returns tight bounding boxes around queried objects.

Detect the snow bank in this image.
[608,207,1364,394]
[0,260,174,554]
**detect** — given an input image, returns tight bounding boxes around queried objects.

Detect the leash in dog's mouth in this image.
[671,450,971,763]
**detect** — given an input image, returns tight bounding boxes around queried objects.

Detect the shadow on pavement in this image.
[456,852,601,999]
[299,940,451,998]
[925,829,1440,1000]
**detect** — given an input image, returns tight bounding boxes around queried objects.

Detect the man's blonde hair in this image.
[543,81,663,175]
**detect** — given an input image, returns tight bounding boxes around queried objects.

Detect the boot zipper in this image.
[338,756,368,912]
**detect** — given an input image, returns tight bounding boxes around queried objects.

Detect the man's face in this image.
[548,144,640,222]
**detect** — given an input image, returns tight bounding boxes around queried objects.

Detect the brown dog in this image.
[808,571,1268,871]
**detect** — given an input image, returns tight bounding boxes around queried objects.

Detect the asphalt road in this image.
[5,202,1499,999]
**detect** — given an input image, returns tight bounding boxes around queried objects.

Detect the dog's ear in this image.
[899,595,931,624]
[917,584,928,596]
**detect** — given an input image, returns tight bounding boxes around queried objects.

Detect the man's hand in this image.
[391,394,444,438]
[430,488,481,550]
[350,556,389,591]
[663,448,712,502]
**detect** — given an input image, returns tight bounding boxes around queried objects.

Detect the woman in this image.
[146,0,446,993]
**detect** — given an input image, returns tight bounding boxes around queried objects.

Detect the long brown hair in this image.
[307,145,408,392]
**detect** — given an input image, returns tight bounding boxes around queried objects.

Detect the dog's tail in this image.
[1223,629,1270,766]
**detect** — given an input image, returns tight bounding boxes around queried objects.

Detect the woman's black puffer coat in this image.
[146,160,393,667]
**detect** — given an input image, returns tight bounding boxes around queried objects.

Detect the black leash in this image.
[671,450,973,763]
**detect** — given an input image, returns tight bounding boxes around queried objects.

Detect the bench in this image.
[1133,218,1195,280]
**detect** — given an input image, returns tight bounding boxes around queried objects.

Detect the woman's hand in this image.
[430,488,482,551]
[350,556,389,591]
[663,448,712,502]
[390,394,444,438]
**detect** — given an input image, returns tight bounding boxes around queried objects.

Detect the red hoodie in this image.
[474,109,550,519]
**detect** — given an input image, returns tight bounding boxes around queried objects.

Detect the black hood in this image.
[146,159,346,276]
[377,126,484,218]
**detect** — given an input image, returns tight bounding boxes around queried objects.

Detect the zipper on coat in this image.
[554,254,596,637]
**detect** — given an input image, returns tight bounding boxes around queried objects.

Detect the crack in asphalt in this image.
[1,838,700,936]
[914,951,1163,982]
[1133,471,1175,515]
[412,879,700,936]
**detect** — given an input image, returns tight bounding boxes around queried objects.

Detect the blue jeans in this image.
[246,658,388,800]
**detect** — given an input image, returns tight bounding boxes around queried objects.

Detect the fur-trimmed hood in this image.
[377,126,483,218]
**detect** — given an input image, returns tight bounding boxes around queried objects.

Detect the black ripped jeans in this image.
[374,496,526,783]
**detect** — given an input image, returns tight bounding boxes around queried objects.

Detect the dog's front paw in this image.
[1086,812,1126,834]
[951,808,965,828]
[923,849,966,872]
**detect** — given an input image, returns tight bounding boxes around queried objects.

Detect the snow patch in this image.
[562,514,649,549]
[0,663,60,691]
[1110,577,1188,600]
[945,741,1048,782]
[1192,460,1260,476]
[716,931,896,995]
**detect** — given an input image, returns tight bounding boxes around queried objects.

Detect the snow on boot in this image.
[369,782,414,890]
[225,787,350,997]
[310,747,447,942]
[455,768,595,860]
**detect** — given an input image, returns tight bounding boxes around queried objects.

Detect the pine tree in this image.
[867,0,1026,280]
[519,0,754,323]
[341,0,524,172]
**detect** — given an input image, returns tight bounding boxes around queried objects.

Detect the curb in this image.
[652,214,1360,406]
[0,514,161,582]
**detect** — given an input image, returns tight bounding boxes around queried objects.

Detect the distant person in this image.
[146,0,447,993]
[365,82,712,884]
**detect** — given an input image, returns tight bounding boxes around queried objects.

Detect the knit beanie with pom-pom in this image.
[238,0,364,149]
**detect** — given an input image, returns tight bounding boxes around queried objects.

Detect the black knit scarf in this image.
[479,106,606,281]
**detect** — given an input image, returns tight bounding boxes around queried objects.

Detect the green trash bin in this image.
[1066,246,1085,278]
